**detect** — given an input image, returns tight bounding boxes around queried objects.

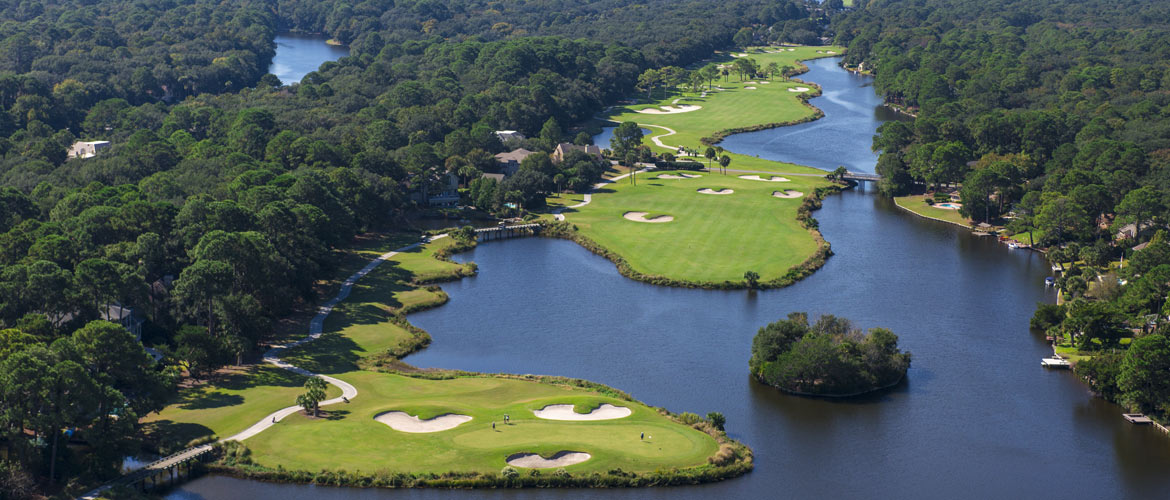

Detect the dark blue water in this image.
[719,57,908,172]
[269,33,350,85]
[169,56,1170,500]
[592,126,653,150]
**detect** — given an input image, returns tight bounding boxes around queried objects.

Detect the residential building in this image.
[495,130,526,143]
[68,140,110,159]
[411,172,461,207]
[494,148,535,176]
[552,142,602,163]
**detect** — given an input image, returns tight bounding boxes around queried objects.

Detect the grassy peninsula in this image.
[557,47,847,287]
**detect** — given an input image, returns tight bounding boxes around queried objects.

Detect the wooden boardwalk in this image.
[79,445,214,499]
[475,223,542,241]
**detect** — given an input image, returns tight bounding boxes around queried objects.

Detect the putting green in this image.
[243,371,719,474]
[563,171,825,284]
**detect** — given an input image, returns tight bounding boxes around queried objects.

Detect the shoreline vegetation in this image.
[158,231,753,490]
[750,313,911,398]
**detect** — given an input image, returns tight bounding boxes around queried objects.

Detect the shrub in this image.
[500,466,519,479]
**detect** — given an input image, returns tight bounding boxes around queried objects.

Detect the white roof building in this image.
[68,140,110,159]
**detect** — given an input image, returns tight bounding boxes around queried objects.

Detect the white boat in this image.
[1007,242,1018,249]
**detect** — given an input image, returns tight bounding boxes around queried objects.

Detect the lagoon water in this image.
[268,33,350,85]
[169,58,1170,500]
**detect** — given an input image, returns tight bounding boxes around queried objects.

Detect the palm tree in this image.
[704,147,716,172]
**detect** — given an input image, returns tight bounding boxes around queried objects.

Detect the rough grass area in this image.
[242,371,719,474]
[563,171,828,283]
[142,365,340,451]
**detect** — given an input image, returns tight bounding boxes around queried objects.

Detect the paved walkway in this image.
[78,235,449,499]
[551,169,647,221]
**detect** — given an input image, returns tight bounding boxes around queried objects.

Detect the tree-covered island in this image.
[750,313,911,397]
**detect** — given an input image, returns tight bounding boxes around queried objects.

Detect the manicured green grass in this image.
[604,46,845,176]
[142,365,340,450]
[565,171,827,283]
[893,196,971,227]
[545,193,587,209]
[243,371,719,474]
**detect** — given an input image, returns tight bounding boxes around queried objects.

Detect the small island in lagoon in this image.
[750,313,910,397]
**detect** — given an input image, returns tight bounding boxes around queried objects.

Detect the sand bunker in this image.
[746,81,758,84]
[759,81,771,84]
[786,48,795,51]
[636,105,702,114]
[732,53,748,58]
[533,404,633,421]
[657,173,701,179]
[739,175,790,182]
[374,411,472,433]
[745,86,757,90]
[507,452,591,468]
[624,211,674,223]
[827,50,838,54]
[788,87,810,92]
[697,188,734,195]
[772,190,804,199]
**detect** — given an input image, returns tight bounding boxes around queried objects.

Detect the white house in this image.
[495,130,526,143]
[68,140,110,159]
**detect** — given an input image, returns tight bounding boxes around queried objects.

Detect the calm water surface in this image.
[269,33,350,85]
[170,58,1170,500]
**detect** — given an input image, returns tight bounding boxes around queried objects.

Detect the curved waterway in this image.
[168,58,1170,500]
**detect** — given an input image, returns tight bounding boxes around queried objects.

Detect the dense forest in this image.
[0,0,837,494]
[835,0,1170,420]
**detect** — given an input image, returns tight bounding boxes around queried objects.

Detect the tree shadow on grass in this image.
[180,392,244,410]
[142,420,215,452]
[281,331,366,376]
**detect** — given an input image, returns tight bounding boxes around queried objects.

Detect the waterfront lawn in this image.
[565,171,827,283]
[893,196,971,227]
[142,365,340,450]
[603,46,844,176]
[241,371,720,475]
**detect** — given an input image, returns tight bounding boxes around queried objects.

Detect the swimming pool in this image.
[936,202,962,210]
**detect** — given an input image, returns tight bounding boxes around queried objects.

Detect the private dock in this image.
[1041,357,1071,368]
[1123,413,1153,425]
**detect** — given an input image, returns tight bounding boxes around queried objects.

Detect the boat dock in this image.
[1041,357,1071,368]
[1123,414,1153,424]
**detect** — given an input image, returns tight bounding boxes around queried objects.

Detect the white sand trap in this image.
[636,105,701,114]
[698,188,734,195]
[739,175,790,182]
[787,48,796,51]
[772,190,804,199]
[624,211,674,223]
[746,81,758,84]
[657,173,701,179]
[533,404,633,421]
[788,87,810,92]
[374,411,472,433]
[507,452,591,468]
[732,53,748,57]
[745,86,757,90]
[759,81,771,84]
[827,51,838,54]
